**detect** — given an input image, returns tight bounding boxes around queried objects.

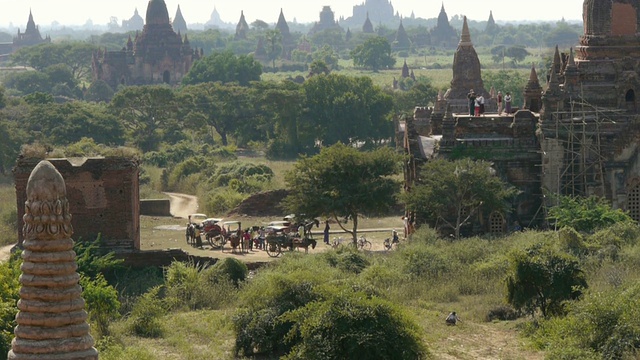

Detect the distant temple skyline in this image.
[0,1,583,29]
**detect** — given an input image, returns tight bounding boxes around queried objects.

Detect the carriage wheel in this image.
[266,242,281,257]
[208,235,223,249]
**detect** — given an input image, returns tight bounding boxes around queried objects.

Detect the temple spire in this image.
[459,16,472,47]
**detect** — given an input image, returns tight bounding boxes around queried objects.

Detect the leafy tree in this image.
[548,195,632,233]
[483,70,527,108]
[182,51,262,86]
[351,36,396,71]
[506,244,587,318]
[110,85,177,151]
[10,42,97,81]
[284,143,401,244]
[4,71,52,95]
[26,101,124,146]
[265,29,283,71]
[302,74,394,147]
[544,22,580,47]
[311,44,339,70]
[84,79,114,102]
[256,81,307,156]
[491,45,530,67]
[179,82,251,146]
[44,64,77,89]
[403,158,517,239]
[391,79,437,113]
[308,59,330,77]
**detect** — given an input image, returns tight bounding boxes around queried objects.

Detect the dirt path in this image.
[164,192,199,219]
[0,244,13,262]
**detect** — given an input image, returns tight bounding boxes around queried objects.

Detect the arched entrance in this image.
[163,71,171,84]
[628,182,640,222]
[625,89,636,112]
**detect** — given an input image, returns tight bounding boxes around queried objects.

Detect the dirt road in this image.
[164,192,199,219]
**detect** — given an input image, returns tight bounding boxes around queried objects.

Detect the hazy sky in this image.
[0,0,584,28]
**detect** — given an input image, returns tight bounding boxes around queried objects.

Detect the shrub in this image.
[202,188,246,215]
[80,273,120,337]
[401,246,451,279]
[164,260,244,311]
[127,286,165,338]
[0,252,21,358]
[530,284,640,359]
[558,227,588,256]
[506,244,587,318]
[486,305,519,321]
[74,235,123,278]
[280,291,428,360]
[234,278,320,356]
[548,195,632,233]
[209,258,248,286]
[321,247,370,274]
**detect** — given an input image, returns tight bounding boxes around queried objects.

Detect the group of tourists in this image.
[467,89,512,116]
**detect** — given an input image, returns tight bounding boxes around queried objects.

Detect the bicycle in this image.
[356,235,372,251]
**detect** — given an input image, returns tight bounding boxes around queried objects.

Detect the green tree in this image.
[351,36,396,71]
[10,42,97,81]
[284,143,401,244]
[308,59,330,77]
[26,101,124,146]
[483,70,527,107]
[179,82,251,146]
[182,51,262,86]
[311,44,339,70]
[84,79,114,102]
[403,158,517,239]
[4,71,52,95]
[265,29,283,71]
[506,244,587,318]
[548,195,632,233]
[110,85,177,151]
[302,73,394,147]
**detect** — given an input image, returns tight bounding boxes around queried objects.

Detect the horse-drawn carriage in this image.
[264,218,319,257]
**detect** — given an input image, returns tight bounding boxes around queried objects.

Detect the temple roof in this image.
[146,0,170,26]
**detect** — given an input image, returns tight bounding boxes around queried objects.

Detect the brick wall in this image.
[14,157,140,250]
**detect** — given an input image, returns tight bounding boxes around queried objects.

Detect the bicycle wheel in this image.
[361,240,372,251]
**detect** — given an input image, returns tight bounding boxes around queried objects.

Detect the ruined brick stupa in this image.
[8,160,98,359]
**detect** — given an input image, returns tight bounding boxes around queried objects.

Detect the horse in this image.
[226,234,241,253]
[291,237,317,254]
[185,223,196,246]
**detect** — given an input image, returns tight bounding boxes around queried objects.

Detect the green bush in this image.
[280,291,428,360]
[321,247,370,274]
[74,235,123,278]
[401,246,451,279]
[548,195,632,233]
[164,260,244,311]
[530,283,640,359]
[202,187,246,215]
[0,252,21,359]
[80,273,120,337]
[209,258,248,286]
[211,162,274,188]
[506,244,587,318]
[558,227,588,256]
[127,286,166,338]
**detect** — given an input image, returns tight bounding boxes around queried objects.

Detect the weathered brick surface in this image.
[14,157,140,250]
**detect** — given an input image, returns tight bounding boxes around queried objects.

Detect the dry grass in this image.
[0,183,17,247]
